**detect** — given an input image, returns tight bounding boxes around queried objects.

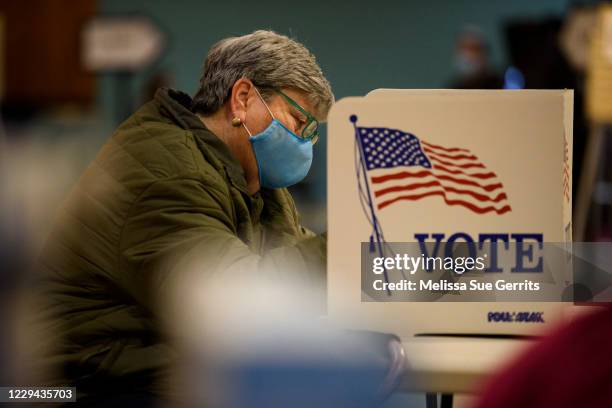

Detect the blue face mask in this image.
[244,91,313,189]
[455,54,480,76]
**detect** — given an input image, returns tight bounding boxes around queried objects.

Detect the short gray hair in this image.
[192,30,334,120]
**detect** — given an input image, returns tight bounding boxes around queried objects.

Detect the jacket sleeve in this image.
[118,175,326,319]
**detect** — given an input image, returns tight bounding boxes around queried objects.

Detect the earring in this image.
[231,117,242,127]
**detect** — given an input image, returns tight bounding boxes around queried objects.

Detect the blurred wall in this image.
[99,0,571,99]
[0,0,96,108]
[98,0,572,231]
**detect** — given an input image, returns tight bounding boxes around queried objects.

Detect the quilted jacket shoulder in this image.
[34,88,326,399]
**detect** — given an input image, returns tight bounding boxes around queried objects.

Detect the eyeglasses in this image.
[276,90,319,144]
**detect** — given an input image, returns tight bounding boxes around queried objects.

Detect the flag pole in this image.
[351,115,391,293]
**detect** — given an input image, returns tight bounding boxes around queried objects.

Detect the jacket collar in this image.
[154,87,249,194]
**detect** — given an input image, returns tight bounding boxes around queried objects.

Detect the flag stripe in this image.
[376,182,511,211]
[421,141,470,153]
[428,154,486,169]
[370,169,504,192]
[374,180,509,203]
[422,147,478,161]
[377,191,512,214]
[432,163,497,179]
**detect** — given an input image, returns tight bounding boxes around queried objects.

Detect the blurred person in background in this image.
[476,305,612,408]
[32,30,334,406]
[448,26,503,89]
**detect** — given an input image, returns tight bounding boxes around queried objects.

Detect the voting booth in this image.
[327,90,574,339]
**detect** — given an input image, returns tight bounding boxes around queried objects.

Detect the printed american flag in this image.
[356,126,512,215]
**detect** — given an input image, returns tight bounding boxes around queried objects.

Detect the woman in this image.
[193,30,333,193]
[34,30,334,405]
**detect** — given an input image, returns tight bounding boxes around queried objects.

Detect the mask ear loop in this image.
[242,122,253,137]
[253,87,276,120]
[242,86,276,138]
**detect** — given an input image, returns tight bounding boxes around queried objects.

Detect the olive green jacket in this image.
[35,88,326,397]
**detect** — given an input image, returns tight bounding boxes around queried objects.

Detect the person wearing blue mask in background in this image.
[33,30,334,405]
[448,26,503,89]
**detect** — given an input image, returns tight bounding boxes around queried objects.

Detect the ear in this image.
[229,78,254,123]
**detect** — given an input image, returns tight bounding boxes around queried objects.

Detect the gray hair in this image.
[192,30,334,120]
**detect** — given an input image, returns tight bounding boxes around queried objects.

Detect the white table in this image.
[398,336,535,408]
